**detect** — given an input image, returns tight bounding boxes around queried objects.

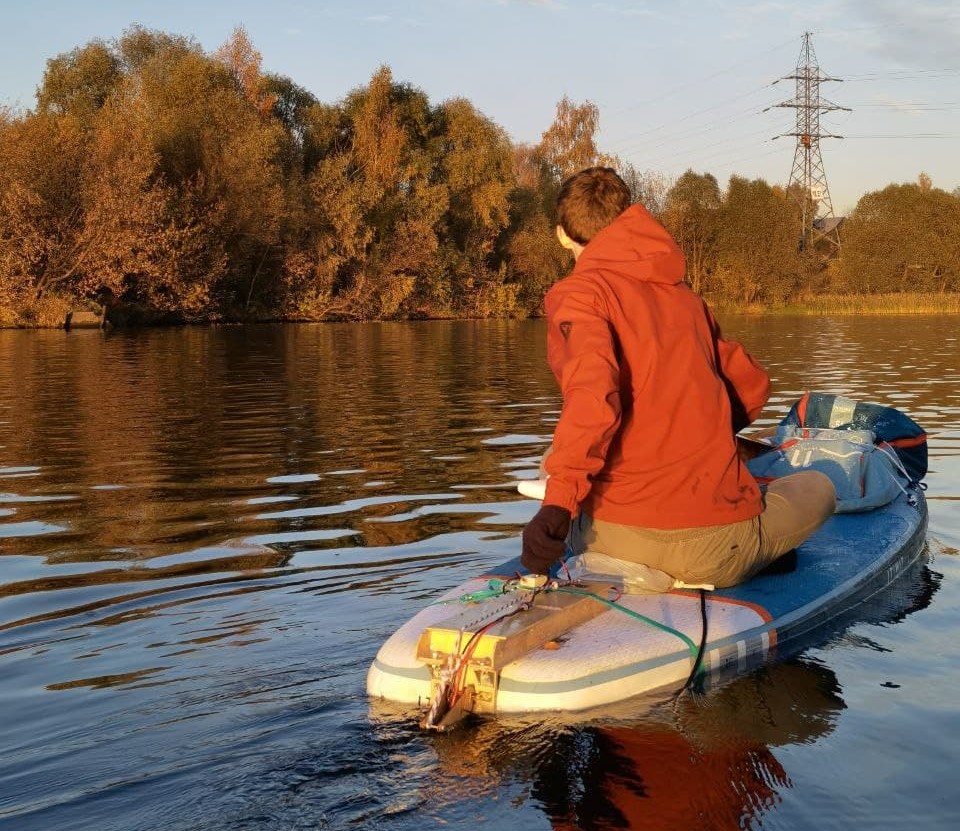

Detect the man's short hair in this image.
[556,166,632,245]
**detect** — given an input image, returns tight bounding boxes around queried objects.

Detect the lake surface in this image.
[1,317,958,830]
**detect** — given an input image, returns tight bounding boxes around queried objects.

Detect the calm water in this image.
[1,317,958,831]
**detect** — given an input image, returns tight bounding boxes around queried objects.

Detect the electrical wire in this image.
[556,585,708,697]
[555,587,698,656]
[447,588,541,709]
[677,589,709,695]
[603,90,774,154]
[598,35,798,120]
[843,133,960,139]
[437,578,711,719]
[845,69,960,82]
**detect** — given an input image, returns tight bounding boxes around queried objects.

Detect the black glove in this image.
[521,505,571,575]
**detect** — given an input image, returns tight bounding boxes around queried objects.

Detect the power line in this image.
[602,84,773,151]
[601,32,958,200]
[599,39,871,171]
[598,35,799,120]
[630,125,774,169]
[707,145,785,175]
[844,69,960,82]
[843,133,960,138]
[850,102,960,109]
[603,101,769,158]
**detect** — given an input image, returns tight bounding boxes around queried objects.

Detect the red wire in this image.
[448,591,540,708]
[449,619,498,707]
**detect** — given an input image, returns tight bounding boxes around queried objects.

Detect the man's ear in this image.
[556,225,584,259]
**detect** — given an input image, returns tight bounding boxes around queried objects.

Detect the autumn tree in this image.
[131,33,289,315]
[5,27,292,320]
[713,176,805,304]
[539,96,602,180]
[283,67,444,320]
[499,143,567,312]
[115,26,196,74]
[0,112,88,308]
[36,40,121,122]
[0,54,233,323]
[0,42,123,318]
[82,88,228,318]
[618,163,671,218]
[263,73,319,172]
[662,170,721,295]
[434,97,514,315]
[839,183,960,294]
[215,26,277,118]
[4,29,679,325]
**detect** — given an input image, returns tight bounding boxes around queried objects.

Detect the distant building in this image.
[813,216,845,235]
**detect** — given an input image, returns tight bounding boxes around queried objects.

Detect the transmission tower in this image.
[769,32,850,253]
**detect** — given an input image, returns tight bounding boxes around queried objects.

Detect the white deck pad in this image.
[368,578,770,712]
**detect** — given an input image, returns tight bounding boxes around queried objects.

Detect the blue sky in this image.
[2,0,959,213]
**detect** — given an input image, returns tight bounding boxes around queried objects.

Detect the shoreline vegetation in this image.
[3,26,959,330]
[10,292,960,331]
[718,292,960,316]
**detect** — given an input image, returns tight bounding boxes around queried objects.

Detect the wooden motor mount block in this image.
[416,584,608,716]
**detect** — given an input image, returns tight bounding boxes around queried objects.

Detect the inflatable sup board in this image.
[367,425,928,729]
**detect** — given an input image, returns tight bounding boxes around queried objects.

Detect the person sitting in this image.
[521,166,835,588]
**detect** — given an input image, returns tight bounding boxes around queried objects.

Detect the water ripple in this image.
[0,318,958,830]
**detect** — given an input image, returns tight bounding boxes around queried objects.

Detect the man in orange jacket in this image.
[521,167,834,587]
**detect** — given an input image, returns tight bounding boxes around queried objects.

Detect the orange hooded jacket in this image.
[542,203,770,529]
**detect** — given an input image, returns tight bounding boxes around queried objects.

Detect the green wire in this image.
[555,587,699,657]
[429,578,513,606]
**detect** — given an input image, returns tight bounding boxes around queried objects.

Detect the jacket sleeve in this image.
[704,303,770,433]
[542,278,622,514]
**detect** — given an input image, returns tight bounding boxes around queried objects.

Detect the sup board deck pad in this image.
[368,485,927,722]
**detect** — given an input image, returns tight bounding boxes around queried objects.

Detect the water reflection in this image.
[529,661,840,830]
[0,323,551,641]
[417,556,940,830]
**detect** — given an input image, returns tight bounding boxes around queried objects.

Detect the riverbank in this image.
[3,291,960,329]
[712,292,960,316]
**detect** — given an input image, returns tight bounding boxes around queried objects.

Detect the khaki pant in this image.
[568,471,836,589]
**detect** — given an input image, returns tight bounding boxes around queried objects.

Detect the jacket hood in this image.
[574,203,686,285]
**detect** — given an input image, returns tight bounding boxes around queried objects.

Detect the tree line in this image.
[1,26,958,327]
[660,168,960,305]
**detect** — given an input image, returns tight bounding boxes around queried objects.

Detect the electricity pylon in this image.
[768,32,850,253]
